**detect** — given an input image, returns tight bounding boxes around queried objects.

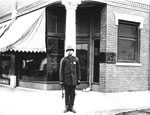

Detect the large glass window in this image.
[118,21,140,62]
[0,54,11,85]
[47,39,64,81]
[0,54,10,79]
[20,53,47,82]
[46,5,65,82]
[46,6,65,34]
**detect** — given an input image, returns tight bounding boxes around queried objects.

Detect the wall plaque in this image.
[100,52,116,64]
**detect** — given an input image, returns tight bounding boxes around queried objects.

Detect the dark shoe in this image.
[70,108,76,113]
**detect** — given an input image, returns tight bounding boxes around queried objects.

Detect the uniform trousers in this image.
[64,85,76,108]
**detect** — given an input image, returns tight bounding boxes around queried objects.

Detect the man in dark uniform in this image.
[59,45,81,113]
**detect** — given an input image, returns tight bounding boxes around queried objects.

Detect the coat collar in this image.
[66,55,74,59]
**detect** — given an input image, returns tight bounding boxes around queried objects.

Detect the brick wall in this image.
[103,2,150,92]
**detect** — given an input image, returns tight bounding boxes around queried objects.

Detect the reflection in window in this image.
[47,39,64,81]
[118,21,139,62]
[21,53,47,82]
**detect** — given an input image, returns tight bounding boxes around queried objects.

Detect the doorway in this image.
[76,4,101,90]
[76,43,89,82]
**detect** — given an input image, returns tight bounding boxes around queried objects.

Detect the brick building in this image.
[0,0,149,92]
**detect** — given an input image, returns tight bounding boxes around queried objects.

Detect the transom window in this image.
[117,20,140,63]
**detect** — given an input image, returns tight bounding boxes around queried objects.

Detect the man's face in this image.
[67,50,73,56]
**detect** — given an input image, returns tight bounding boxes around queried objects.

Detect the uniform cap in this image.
[66,45,74,52]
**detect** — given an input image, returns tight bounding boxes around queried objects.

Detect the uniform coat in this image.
[59,55,81,86]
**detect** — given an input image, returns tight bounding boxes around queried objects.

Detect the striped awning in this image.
[0,8,46,53]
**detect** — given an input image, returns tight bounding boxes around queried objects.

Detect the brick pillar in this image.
[100,5,107,92]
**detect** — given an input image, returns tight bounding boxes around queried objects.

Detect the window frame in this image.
[117,20,140,63]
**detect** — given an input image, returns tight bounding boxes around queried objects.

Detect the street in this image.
[0,86,150,115]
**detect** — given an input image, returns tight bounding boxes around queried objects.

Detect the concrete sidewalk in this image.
[0,86,150,115]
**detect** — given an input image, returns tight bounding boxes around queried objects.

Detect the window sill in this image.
[116,62,142,67]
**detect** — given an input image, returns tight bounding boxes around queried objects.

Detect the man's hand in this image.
[60,82,64,88]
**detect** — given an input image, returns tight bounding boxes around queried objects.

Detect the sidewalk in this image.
[0,86,150,115]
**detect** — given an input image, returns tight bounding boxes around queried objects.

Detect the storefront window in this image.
[0,54,11,85]
[47,39,64,81]
[46,5,65,34]
[0,54,10,78]
[118,21,140,62]
[46,5,65,82]
[20,53,47,82]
